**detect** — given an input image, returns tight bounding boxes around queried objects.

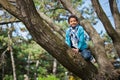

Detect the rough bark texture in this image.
[0,0,120,79]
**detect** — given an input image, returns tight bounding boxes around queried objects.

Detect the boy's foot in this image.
[90,57,96,63]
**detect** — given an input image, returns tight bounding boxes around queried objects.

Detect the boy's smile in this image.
[69,18,78,27]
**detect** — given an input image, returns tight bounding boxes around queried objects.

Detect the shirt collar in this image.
[70,24,79,30]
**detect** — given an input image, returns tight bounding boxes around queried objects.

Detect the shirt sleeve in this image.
[77,27,85,49]
[65,29,71,47]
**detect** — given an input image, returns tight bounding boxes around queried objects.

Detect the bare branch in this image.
[0,20,20,25]
[0,48,8,65]
[7,25,17,80]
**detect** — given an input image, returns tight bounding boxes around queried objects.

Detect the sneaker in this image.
[90,57,96,63]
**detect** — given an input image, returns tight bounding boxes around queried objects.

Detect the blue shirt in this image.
[65,25,87,51]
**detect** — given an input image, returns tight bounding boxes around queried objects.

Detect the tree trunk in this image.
[52,59,57,75]
[8,27,17,80]
[27,53,30,80]
[1,48,8,79]
[34,60,39,80]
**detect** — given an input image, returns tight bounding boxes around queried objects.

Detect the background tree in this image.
[0,10,66,80]
[0,0,120,80]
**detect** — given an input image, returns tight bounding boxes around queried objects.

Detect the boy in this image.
[65,15,95,63]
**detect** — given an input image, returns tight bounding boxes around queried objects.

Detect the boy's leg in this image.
[81,49,91,60]
[81,49,96,63]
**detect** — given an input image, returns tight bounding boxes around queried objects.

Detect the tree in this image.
[8,26,17,80]
[0,0,120,80]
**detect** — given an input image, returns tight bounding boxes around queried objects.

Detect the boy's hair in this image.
[68,15,79,23]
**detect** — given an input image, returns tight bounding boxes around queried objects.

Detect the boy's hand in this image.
[72,48,79,53]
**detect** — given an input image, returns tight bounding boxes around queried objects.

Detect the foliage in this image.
[0,25,67,79]
[102,33,112,43]
[3,75,13,80]
[3,75,24,80]
[38,75,60,80]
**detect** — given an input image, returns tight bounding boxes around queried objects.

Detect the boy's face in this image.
[69,18,78,27]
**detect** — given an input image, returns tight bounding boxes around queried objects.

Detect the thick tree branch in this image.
[0,0,23,21]
[59,0,84,20]
[91,0,120,57]
[38,12,65,39]
[109,0,120,35]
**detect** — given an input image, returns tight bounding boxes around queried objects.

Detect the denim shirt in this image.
[65,25,87,51]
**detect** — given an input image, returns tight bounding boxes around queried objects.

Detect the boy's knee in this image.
[81,49,92,60]
[83,55,91,60]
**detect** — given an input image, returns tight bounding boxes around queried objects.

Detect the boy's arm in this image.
[65,29,71,47]
[78,28,85,50]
